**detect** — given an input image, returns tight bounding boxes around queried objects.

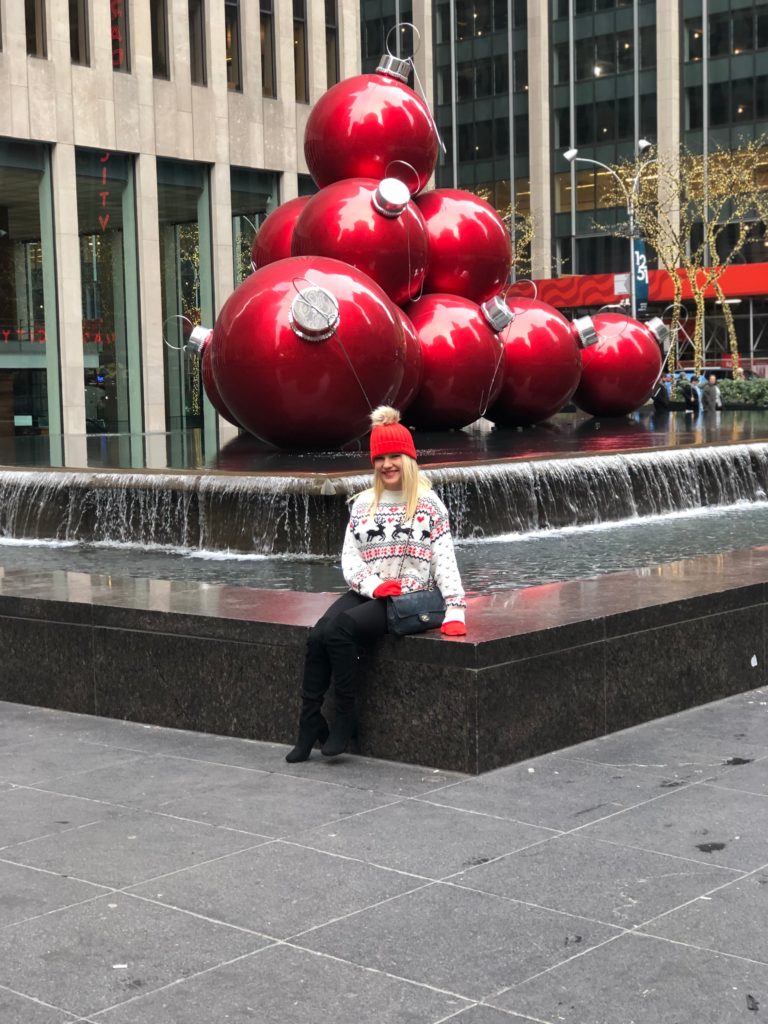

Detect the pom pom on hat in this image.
[369,406,417,462]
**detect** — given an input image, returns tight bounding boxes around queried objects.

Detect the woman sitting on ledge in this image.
[286,406,467,763]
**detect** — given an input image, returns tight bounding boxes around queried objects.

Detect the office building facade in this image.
[0,0,357,456]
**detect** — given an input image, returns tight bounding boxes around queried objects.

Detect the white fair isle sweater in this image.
[341,489,466,625]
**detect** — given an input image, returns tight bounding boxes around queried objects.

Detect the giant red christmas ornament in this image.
[488,298,583,427]
[415,189,512,304]
[209,256,406,448]
[200,335,242,428]
[291,178,429,306]
[404,294,507,430]
[392,306,422,411]
[573,313,665,417]
[304,59,439,194]
[251,196,311,269]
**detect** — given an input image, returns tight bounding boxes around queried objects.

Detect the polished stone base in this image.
[1,547,767,772]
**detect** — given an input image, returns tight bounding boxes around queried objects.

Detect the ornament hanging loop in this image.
[384,21,421,60]
[163,315,193,353]
[504,279,539,303]
[385,159,422,198]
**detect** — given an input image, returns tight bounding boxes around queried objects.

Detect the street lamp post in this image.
[563,140,654,319]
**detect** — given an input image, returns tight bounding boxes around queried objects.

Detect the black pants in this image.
[301,590,388,714]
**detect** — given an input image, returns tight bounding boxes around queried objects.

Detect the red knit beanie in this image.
[369,406,417,462]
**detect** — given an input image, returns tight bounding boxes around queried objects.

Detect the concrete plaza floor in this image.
[2,691,768,1024]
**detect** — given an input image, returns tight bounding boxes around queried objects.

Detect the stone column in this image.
[527,3,552,280]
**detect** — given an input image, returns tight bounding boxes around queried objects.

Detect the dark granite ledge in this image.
[1,546,768,772]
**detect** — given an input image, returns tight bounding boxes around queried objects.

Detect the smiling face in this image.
[374,452,404,490]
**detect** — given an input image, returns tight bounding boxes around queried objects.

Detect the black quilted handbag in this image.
[386,587,445,636]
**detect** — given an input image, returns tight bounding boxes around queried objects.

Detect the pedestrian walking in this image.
[285,406,467,763]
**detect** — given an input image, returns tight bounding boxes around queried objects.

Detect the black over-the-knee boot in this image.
[285,628,331,763]
[321,614,362,757]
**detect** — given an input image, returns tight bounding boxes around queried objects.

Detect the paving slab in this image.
[152,769,399,837]
[128,840,427,939]
[1,809,269,888]
[0,859,107,928]
[295,881,621,1001]
[451,832,741,928]
[491,931,768,1024]
[703,753,768,797]
[0,737,145,787]
[0,787,122,849]
[417,755,681,831]
[0,892,270,1019]
[89,943,470,1024]
[640,869,768,963]
[579,783,768,871]
[0,986,80,1024]
[294,798,554,878]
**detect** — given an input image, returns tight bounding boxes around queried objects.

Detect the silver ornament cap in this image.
[289,286,340,343]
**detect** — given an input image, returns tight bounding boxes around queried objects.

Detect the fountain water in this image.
[1,442,767,555]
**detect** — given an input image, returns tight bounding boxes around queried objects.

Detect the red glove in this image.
[441,620,466,636]
[373,580,402,598]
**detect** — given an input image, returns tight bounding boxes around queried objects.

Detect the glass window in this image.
[758,10,768,49]
[457,61,474,101]
[732,13,753,55]
[151,0,170,79]
[69,0,89,65]
[554,42,569,85]
[325,0,339,89]
[157,159,213,435]
[0,139,60,440]
[576,103,595,145]
[514,50,528,91]
[494,116,510,157]
[475,120,493,159]
[757,75,768,118]
[493,0,507,31]
[189,0,207,86]
[458,123,474,161]
[230,167,279,285]
[225,0,242,92]
[595,99,614,140]
[732,77,754,121]
[686,85,703,130]
[435,2,450,45]
[513,0,527,27]
[475,58,493,97]
[475,0,492,37]
[554,106,570,149]
[261,0,276,97]
[76,150,141,435]
[294,0,309,103]
[617,31,633,73]
[514,113,529,155]
[455,0,472,40]
[575,0,593,13]
[576,38,593,81]
[640,25,656,68]
[436,65,452,105]
[686,19,703,62]
[494,53,508,94]
[640,91,657,136]
[617,96,633,138]
[709,13,730,57]
[709,80,730,125]
[26,0,46,58]
[595,34,616,76]
[110,0,130,71]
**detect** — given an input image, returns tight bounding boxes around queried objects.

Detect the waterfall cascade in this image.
[1,443,766,556]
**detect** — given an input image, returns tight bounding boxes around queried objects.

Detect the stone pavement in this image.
[1,690,768,1024]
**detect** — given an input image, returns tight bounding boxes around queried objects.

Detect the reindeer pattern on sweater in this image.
[341,489,466,614]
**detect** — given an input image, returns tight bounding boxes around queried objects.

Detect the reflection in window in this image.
[733,78,753,121]
[26,0,46,57]
[110,0,130,71]
[189,0,207,85]
[732,13,753,54]
[0,139,57,437]
[325,0,339,89]
[225,0,242,92]
[294,0,309,103]
[261,0,276,97]
[69,0,89,65]
[686,20,703,62]
[231,167,279,285]
[157,159,211,434]
[514,51,528,92]
[151,0,170,79]
[76,150,139,434]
